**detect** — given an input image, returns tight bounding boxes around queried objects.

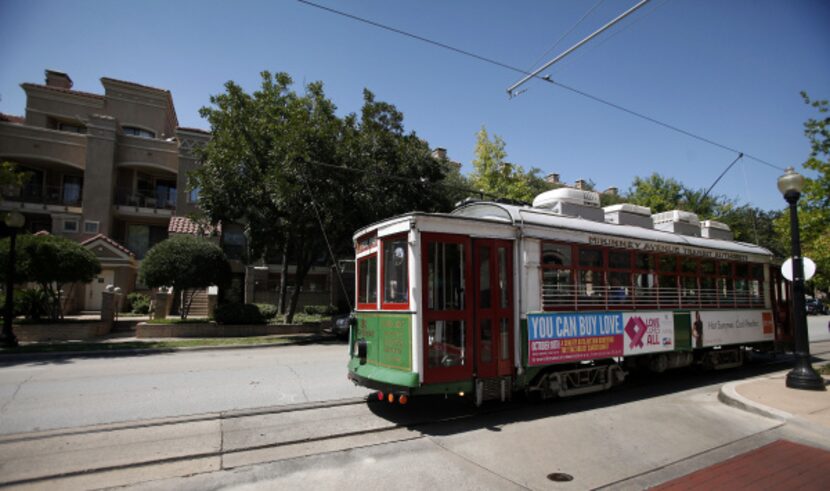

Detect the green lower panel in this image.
[674,311,692,350]
[349,358,419,387]
[413,380,474,396]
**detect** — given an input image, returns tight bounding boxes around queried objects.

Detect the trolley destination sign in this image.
[586,235,750,262]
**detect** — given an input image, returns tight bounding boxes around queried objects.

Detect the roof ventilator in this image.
[603,203,653,228]
[700,220,733,241]
[652,210,701,237]
[532,188,604,222]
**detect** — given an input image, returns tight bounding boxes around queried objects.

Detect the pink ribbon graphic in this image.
[625,316,648,349]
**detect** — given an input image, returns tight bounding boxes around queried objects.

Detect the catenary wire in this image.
[297,0,787,173]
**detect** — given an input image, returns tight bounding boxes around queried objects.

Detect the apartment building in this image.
[0,70,345,313]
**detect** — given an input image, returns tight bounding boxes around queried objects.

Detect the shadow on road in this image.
[366,353,812,437]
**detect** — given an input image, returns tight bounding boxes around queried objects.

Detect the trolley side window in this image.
[357,255,378,309]
[382,235,409,309]
[541,242,574,310]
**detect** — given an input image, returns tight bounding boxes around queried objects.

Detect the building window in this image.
[188,187,200,203]
[63,218,79,233]
[57,122,86,134]
[62,175,83,205]
[84,221,99,234]
[126,224,168,259]
[123,126,155,139]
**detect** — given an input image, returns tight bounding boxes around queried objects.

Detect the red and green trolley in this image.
[347,190,792,405]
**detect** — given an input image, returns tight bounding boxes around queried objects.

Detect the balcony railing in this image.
[114,188,176,210]
[2,184,82,207]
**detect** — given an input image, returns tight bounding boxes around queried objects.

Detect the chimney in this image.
[574,179,587,190]
[45,69,72,89]
[431,148,447,160]
[603,186,618,196]
[545,173,560,184]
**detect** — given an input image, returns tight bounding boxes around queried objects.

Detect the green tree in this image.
[775,93,830,291]
[468,127,552,203]
[625,173,685,213]
[0,161,28,196]
[139,235,231,318]
[0,234,101,320]
[193,72,457,322]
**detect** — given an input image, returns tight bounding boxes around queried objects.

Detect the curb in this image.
[717,378,794,422]
[0,334,339,363]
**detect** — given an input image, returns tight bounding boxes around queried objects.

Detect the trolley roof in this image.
[354,201,775,260]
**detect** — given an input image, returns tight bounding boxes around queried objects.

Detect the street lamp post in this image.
[2,210,25,347]
[777,167,825,391]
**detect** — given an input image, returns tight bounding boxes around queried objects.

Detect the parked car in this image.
[806,298,828,315]
[332,314,352,339]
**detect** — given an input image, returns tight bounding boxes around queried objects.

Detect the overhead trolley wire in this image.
[297,0,787,173]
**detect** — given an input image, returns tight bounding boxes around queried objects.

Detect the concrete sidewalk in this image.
[719,366,830,433]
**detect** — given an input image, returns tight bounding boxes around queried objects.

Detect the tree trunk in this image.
[285,244,312,325]
[277,243,288,315]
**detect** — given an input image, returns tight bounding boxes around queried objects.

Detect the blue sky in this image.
[1,0,828,211]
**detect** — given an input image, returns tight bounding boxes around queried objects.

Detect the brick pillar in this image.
[207,290,218,319]
[153,290,171,320]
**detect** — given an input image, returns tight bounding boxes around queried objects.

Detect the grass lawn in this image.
[0,335,314,355]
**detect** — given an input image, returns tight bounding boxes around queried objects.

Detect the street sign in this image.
[781,257,816,282]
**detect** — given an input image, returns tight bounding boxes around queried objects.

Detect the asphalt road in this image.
[0,316,828,436]
[0,340,371,435]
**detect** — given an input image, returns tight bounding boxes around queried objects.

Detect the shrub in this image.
[303,304,337,316]
[255,303,279,320]
[139,235,231,319]
[16,288,49,321]
[213,303,265,325]
[128,292,151,314]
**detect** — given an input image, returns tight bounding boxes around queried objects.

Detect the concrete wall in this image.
[13,322,111,342]
[136,322,322,338]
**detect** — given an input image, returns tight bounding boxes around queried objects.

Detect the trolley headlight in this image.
[357,339,368,364]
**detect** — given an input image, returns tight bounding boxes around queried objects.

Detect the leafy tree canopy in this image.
[139,235,230,318]
[140,235,230,291]
[468,127,554,203]
[0,234,101,319]
[192,72,459,321]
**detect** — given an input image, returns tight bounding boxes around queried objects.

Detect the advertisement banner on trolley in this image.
[694,309,774,348]
[622,311,675,356]
[527,312,624,366]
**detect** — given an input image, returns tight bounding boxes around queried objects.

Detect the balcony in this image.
[1,184,83,214]
[116,135,179,174]
[0,122,87,170]
[113,188,175,219]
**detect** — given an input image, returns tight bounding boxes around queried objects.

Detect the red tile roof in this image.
[21,83,106,100]
[168,216,220,236]
[0,112,25,124]
[81,234,136,257]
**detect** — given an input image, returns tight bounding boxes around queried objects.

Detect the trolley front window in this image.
[382,235,409,308]
[357,255,377,308]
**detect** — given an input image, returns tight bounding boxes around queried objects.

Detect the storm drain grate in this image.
[547,472,574,482]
